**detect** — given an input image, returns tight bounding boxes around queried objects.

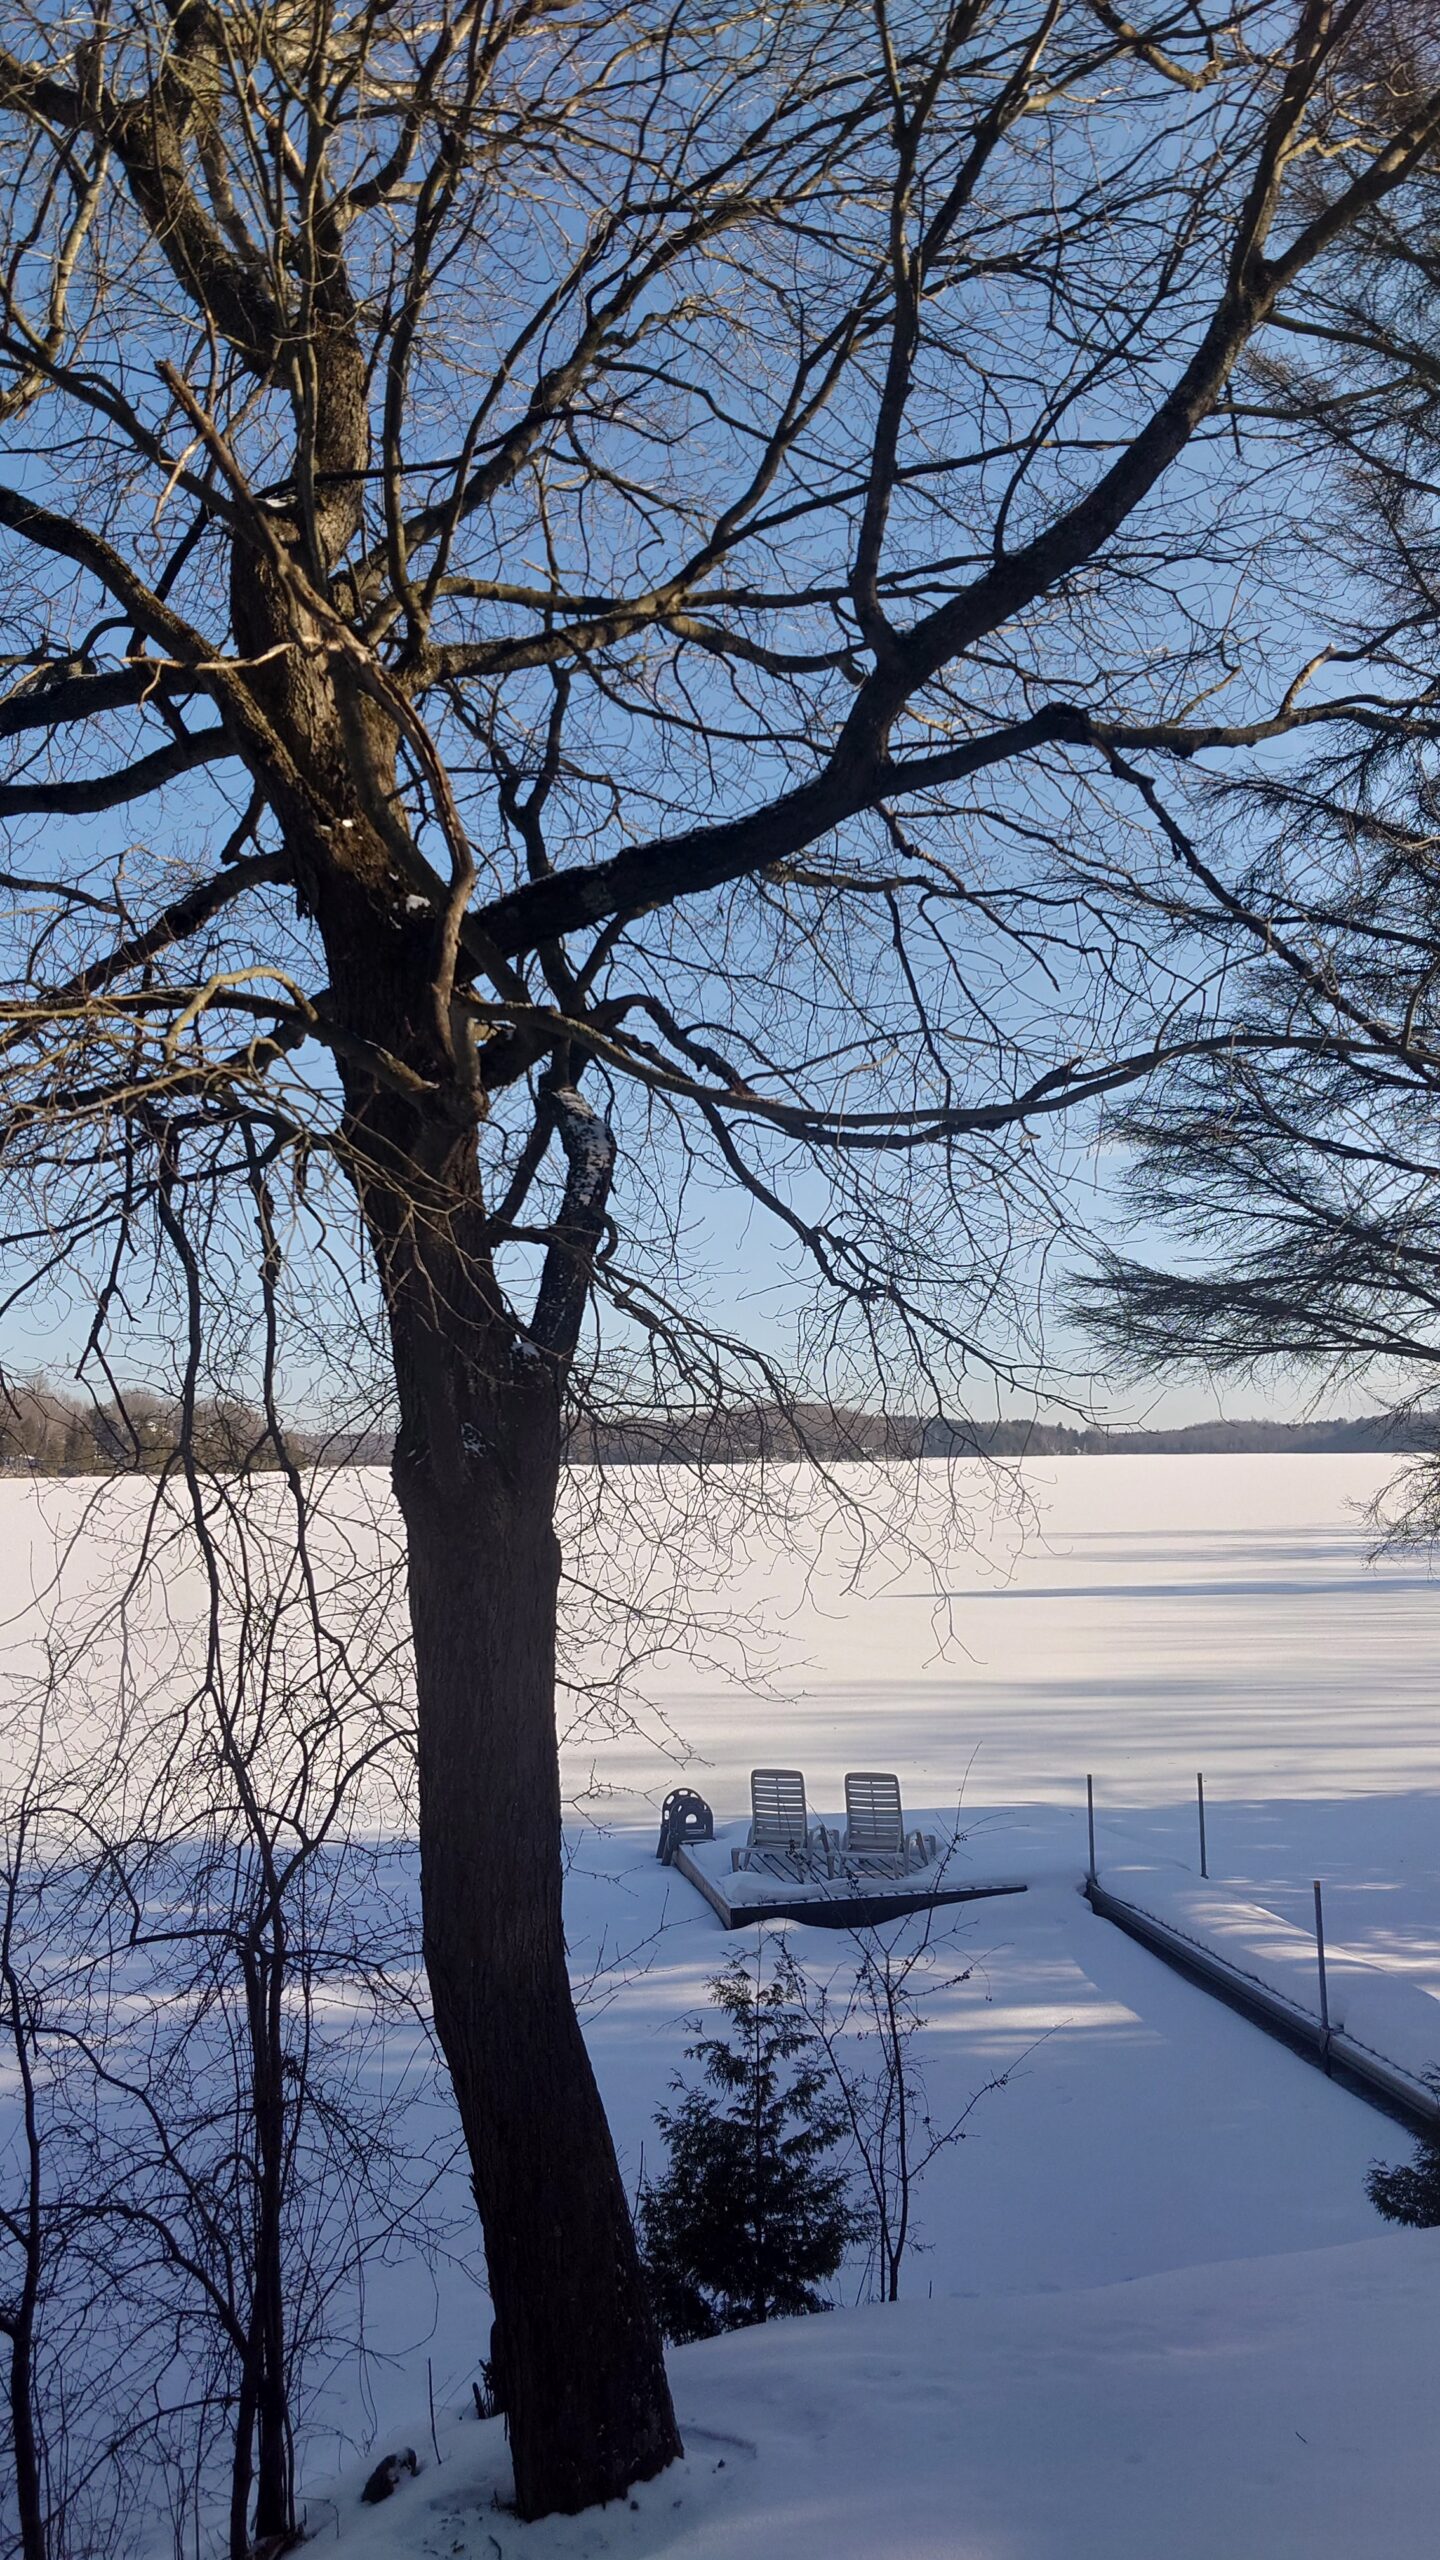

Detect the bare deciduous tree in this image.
[801,1900,1024,2304]
[0,1769,60,2560]
[0,0,1437,2514]
[0,1440,455,2560]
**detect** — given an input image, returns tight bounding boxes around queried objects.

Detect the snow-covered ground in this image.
[7,1452,1440,2554]
[327,2230,1440,2560]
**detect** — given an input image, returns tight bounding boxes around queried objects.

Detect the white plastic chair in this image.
[837,1772,937,1878]
[732,1768,828,1877]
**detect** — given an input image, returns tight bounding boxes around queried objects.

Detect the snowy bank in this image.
[314,2230,1440,2560]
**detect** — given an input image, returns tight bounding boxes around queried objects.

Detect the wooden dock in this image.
[673,1842,1028,1931]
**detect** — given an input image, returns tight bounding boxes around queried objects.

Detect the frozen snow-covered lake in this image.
[553,1454,1440,2317]
[580,1450,1439,1844]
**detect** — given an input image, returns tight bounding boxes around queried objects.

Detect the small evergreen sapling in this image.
[640,1941,865,2343]
[1367,2093,1440,2227]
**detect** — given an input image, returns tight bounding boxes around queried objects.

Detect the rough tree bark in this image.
[0,1932,45,2560]
[239,1936,296,2555]
[392,1286,681,2511]
[361,1101,681,2512]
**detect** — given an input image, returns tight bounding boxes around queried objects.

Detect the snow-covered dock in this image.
[672,1826,1028,1929]
[1086,1872,1440,2136]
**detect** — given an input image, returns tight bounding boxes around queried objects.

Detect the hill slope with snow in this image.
[327,2231,1440,2560]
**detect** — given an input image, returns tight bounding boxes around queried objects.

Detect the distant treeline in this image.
[0,1386,1422,1476]
[569,1404,1422,1464]
[0,1385,388,1474]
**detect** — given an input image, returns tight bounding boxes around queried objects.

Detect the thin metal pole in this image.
[1313,1879,1331,2063]
[1086,1774,1096,1885]
[1196,1771,1208,1879]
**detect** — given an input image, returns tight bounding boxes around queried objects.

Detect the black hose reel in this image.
[655,1788,715,1864]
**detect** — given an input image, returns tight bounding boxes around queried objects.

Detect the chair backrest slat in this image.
[845,1770,905,1850]
[750,1767,809,1846]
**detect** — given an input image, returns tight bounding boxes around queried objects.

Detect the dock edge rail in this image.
[1085,1876,1440,2139]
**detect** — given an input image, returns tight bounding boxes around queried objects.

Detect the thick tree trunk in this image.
[236,470,681,2505]
[388,1296,681,2516]
[4,1957,47,2560]
[7,2316,44,2560]
[247,1940,294,2550]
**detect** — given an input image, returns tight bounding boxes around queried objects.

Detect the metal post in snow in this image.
[1314,1879,1331,2066]
[1197,1771,1208,1879]
[1086,1774,1096,1886]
